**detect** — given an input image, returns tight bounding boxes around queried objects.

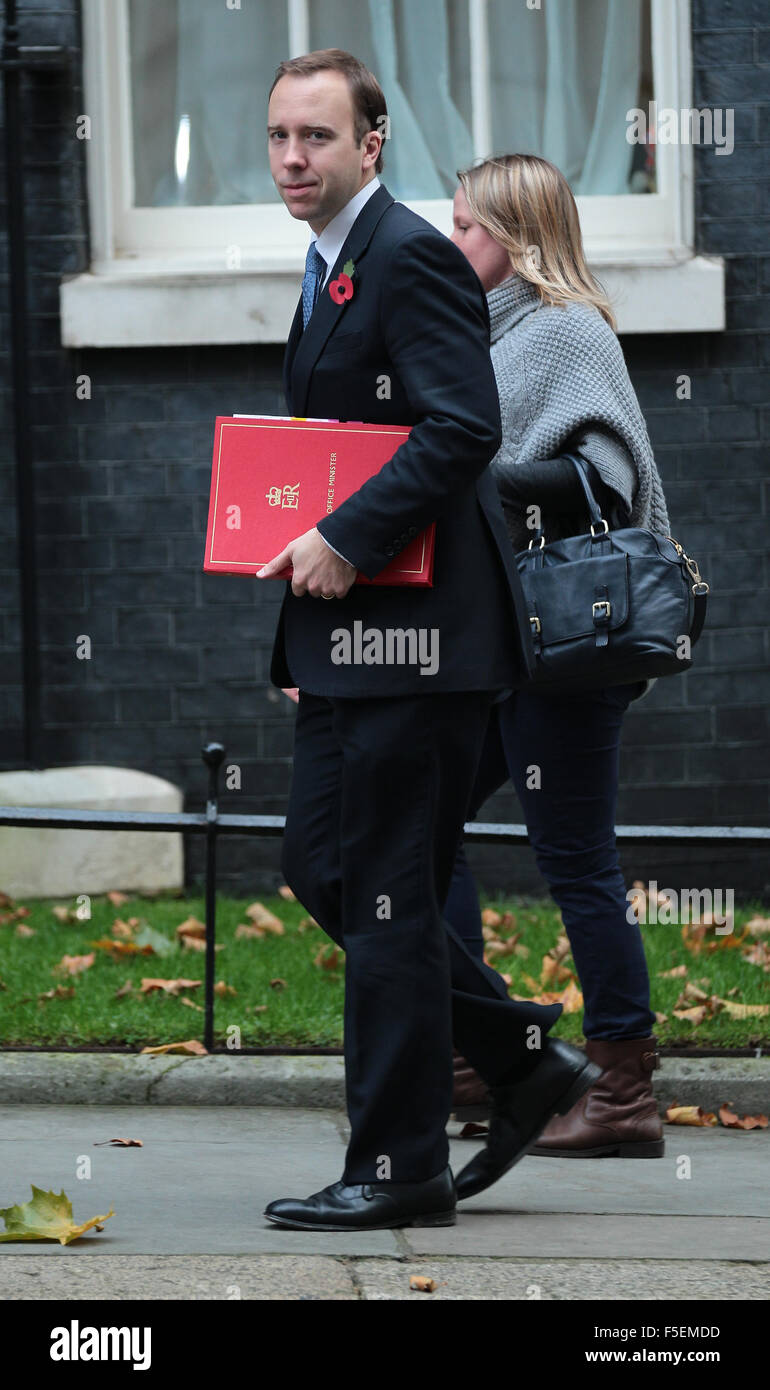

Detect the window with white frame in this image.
[68,0,724,343]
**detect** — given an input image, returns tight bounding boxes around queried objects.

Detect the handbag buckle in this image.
[530,616,542,634]
[592,599,611,620]
[528,535,545,550]
[590,519,609,537]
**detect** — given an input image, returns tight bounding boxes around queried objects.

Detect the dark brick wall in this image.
[0,0,768,898]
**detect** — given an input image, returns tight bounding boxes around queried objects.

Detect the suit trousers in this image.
[281,689,561,1183]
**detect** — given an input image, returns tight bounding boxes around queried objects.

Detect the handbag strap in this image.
[561,452,605,528]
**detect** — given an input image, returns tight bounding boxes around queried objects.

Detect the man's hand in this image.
[257,526,357,598]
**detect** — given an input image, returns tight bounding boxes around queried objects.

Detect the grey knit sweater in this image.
[486,274,670,552]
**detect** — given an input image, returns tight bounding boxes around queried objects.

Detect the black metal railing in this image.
[0,741,768,1050]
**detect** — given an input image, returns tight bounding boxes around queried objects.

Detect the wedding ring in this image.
[321,592,335,600]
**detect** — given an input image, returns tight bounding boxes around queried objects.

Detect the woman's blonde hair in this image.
[457,153,616,330]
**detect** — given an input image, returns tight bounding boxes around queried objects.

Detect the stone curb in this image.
[0,1053,768,1114]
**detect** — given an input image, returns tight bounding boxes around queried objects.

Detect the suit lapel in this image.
[286,183,394,417]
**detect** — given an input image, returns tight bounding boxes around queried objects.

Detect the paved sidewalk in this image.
[0,1105,767,1299]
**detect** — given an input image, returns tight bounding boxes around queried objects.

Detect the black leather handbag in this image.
[515,454,709,691]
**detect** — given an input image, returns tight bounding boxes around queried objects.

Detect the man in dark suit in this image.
[258,49,600,1230]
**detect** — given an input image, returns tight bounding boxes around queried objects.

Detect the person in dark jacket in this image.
[259,58,601,1229]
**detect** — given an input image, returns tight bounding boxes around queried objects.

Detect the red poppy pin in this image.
[329,258,355,305]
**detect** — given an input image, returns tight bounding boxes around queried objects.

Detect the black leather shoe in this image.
[263,1164,456,1231]
[454,1039,604,1200]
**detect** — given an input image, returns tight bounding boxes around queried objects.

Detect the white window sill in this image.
[60,253,725,347]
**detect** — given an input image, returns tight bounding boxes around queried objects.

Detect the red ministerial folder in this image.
[203,415,434,586]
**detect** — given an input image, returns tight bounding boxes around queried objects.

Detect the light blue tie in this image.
[301,243,326,329]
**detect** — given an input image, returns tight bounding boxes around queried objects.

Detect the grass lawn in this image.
[1,890,768,1049]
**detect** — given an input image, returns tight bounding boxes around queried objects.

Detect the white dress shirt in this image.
[308,177,380,569]
[311,176,380,287]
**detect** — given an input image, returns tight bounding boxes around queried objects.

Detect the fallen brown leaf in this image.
[658,964,688,979]
[743,941,770,971]
[483,939,510,959]
[140,1040,208,1056]
[745,915,770,935]
[481,908,502,928]
[541,954,573,987]
[672,985,723,1024]
[269,978,287,990]
[559,980,584,1014]
[180,997,203,1011]
[666,1104,717,1127]
[111,918,135,940]
[91,939,153,957]
[37,987,75,1002]
[550,933,572,963]
[715,999,770,1020]
[314,945,341,971]
[140,978,201,996]
[175,916,206,940]
[213,981,237,997]
[106,891,130,906]
[245,903,284,935]
[409,1276,437,1293]
[52,952,95,977]
[677,982,709,1004]
[682,922,749,954]
[15,923,35,938]
[181,936,224,952]
[718,1103,770,1130]
[93,1138,142,1147]
[277,885,296,901]
[672,1005,708,1025]
[115,980,133,998]
[235,923,265,940]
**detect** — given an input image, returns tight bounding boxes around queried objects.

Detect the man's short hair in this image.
[270,48,386,174]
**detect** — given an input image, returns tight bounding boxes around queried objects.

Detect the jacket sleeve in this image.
[497,453,631,527]
[316,229,502,579]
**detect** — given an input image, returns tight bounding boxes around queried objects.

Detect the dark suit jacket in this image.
[269,182,535,696]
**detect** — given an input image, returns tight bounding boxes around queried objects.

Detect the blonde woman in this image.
[446,154,668,1168]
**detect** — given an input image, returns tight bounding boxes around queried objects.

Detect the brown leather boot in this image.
[452,1050,491,1122]
[529,1035,664,1157]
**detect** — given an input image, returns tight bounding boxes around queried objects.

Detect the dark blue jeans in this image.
[443,681,657,1041]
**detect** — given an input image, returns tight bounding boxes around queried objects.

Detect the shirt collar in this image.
[311,177,380,284]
